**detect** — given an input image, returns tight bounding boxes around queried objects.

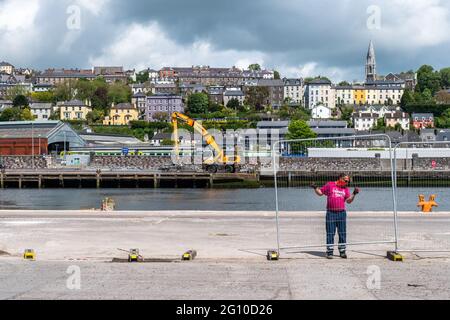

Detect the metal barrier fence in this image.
[394,141,450,253]
[271,135,398,257]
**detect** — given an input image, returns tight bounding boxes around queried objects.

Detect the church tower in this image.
[365,40,377,82]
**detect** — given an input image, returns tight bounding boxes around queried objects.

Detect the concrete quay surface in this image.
[1,210,450,300]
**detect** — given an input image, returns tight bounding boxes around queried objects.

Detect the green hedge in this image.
[402,103,450,116]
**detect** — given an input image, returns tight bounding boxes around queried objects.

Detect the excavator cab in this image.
[128,249,140,262]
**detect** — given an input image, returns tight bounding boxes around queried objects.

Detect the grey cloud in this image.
[1,0,449,81]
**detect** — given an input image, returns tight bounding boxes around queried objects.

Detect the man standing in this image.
[312,174,360,259]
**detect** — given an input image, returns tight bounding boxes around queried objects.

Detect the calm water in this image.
[0,188,449,211]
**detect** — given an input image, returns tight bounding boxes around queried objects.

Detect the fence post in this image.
[272,140,281,256]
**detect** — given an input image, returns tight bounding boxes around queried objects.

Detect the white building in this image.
[32,83,54,92]
[311,104,332,119]
[353,112,379,131]
[305,78,335,109]
[223,89,245,106]
[147,69,159,81]
[30,103,53,120]
[357,105,400,118]
[283,78,304,105]
[0,61,14,75]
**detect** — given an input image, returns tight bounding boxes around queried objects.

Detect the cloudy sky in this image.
[1,0,449,81]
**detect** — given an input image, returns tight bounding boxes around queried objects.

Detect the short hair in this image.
[338,173,349,180]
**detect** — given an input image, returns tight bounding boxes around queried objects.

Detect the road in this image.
[1,210,450,299]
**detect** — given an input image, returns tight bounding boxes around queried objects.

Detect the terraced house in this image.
[305,78,335,109]
[283,78,304,105]
[36,68,95,85]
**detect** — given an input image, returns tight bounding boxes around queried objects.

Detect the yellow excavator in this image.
[171,112,241,173]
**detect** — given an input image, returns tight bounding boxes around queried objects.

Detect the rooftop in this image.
[30,102,53,109]
[307,120,347,128]
[307,78,332,85]
[412,113,434,118]
[111,102,136,109]
[257,121,289,128]
[62,99,89,107]
[224,90,244,96]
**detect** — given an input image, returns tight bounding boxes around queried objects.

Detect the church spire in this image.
[365,40,377,82]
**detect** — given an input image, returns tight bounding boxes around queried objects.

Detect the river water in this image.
[0,188,449,211]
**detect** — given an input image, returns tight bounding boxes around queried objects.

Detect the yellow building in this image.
[60,99,92,120]
[103,102,139,125]
[353,87,366,105]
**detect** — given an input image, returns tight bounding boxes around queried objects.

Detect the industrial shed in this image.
[0,121,85,155]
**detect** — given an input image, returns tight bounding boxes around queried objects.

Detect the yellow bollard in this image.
[417,194,438,213]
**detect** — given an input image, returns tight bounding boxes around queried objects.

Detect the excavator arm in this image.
[171,112,240,167]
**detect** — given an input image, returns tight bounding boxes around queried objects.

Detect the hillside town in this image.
[1,41,450,157]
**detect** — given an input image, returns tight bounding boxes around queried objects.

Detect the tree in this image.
[31,91,54,103]
[226,98,240,110]
[54,81,75,102]
[304,77,314,84]
[338,81,351,86]
[373,118,386,131]
[400,89,415,107]
[108,82,132,105]
[436,108,450,128]
[92,86,109,111]
[75,79,96,101]
[5,85,29,100]
[248,64,261,71]
[153,112,169,122]
[436,90,450,104]
[49,109,60,120]
[86,109,105,124]
[339,106,354,124]
[273,70,281,80]
[440,67,450,89]
[136,70,149,83]
[286,120,317,140]
[208,101,222,113]
[422,88,433,102]
[292,107,311,121]
[0,107,34,121]
[20,108,34,120]
[0,108,22,121]
[186,92,209,114]
[416,65,442,94]
[13,95,29,108]
[244,86,269,110]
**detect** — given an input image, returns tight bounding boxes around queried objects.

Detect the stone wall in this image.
[0,156,48,169]
[90,156,173,170]
[1,154,448,172]
[413,158,450,170]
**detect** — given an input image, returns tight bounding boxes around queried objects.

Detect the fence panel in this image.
[272,135,398,256]
[394,141,450,254]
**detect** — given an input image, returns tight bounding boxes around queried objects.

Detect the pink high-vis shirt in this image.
[320,181,351,212]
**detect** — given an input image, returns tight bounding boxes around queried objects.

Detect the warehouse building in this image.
[0,121,85,155]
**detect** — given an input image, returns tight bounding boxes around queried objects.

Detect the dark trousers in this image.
[326,210,347,253]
